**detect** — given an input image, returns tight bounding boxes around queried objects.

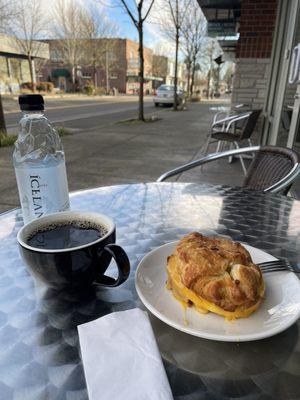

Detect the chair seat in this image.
[211,132,240,141]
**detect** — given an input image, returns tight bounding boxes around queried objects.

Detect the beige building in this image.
[0,33,49,94]
[165,60,187,90]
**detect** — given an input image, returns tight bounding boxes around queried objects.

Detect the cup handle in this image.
[95,244,130,287]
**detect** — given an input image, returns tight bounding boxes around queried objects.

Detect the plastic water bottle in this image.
[13,94,70,224]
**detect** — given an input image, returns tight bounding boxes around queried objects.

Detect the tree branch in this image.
[167,0,177,27]
[119,0,138,28]
[142,0,155,22]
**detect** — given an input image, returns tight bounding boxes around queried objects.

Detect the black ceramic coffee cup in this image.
[17,211,130,291]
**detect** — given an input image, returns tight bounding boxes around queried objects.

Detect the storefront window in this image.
[276,11,300,150]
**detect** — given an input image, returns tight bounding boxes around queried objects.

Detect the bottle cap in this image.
[19,94,44,111]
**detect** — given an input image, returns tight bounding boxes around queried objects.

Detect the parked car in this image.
[153,85,184,107]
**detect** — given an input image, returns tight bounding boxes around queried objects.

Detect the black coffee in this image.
[27,221,108,250]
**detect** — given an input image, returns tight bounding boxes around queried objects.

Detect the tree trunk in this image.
[105,49,110,95]
[28,54,35,93]
[93,55,97,88]
[206,49,213,99]
[138,22,144,121]
[174,26,179,111]
[190,56,196,96]
[215,64,220,94]
[94,67,97,89]
[186,60,191,97]
[206,69,210,99]
[71,66,76,92]
[0,93,7,136]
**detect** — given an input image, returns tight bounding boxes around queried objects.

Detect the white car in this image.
[153,85,184,107]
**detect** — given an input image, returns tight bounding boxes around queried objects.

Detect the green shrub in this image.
[36,82,47,92]
[0,132,17,147]
[36,82,54,93]
[56,126,69,136]
[82,84,94,96]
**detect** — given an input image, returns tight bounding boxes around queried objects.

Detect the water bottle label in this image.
[15,162,70,224]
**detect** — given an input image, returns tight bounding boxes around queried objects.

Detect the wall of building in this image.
[0,34,49,93]
[231,0,277,141]
[232,58,270,110]
[42,38,159,94]
[125,39,153,94]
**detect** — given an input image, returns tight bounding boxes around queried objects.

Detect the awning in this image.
[52,69,70,78]
[197,0,241,43]
[196,0,241,58]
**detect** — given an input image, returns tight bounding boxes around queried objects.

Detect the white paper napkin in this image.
[78,308,173,400]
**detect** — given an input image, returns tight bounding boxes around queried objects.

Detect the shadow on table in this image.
[150,314,299,400]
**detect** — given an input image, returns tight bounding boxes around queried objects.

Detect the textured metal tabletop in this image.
[0,183,300,400]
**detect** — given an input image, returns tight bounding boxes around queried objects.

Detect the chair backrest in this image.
[243,146,300,194]
[237,109,261,139]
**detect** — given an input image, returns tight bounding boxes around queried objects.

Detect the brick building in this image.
[125,39,155,94]
[197,0,300,197]
[231,1,276,114]
[198,0,300,158]
[41,38,163,94]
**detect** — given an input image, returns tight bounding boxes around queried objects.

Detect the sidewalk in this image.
[0,102,245,213]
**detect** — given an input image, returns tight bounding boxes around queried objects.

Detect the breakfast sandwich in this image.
[166,232,265,320]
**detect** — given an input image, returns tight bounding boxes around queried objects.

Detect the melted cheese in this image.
[167,255,265,321]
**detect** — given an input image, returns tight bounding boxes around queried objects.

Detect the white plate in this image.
[135,241,300,342]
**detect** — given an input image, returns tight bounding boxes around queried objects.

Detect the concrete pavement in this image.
[0,101,246,213]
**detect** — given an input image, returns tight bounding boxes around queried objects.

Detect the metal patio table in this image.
[0,182,299,400]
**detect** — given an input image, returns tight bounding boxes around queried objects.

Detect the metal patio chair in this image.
[202,109,262,175]
[212,103,251,127]
[157,146,300,195]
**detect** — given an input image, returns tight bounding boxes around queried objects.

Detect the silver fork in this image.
[258,259,300,274]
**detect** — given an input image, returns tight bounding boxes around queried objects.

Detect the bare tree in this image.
[181,1,206,96]
[111,0,155,121]
[81,7,119,92]
[206,42,214,99]
[152,55,168,83]
[12,0,47,92]
[157,0,190,110]
[223,63,234,92]
[204,41,225,98]
[0,0,15,32]
[0,0,17,135]
[53,0,87,91]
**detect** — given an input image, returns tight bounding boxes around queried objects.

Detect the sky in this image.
[39,0,227,72]
[40,0,183,53]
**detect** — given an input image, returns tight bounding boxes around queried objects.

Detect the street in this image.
[4,96,159,132]
[0,98,245,214]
